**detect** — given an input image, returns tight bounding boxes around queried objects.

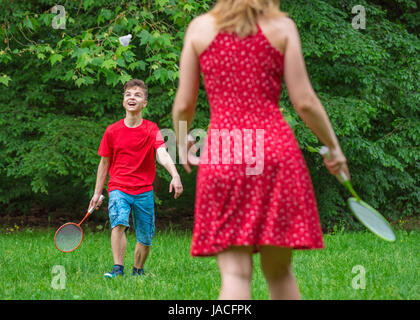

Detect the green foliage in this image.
[0,1,418,231]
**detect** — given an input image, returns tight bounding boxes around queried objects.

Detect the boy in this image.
[89,79,183,278]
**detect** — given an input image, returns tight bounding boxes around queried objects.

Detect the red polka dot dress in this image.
[191,24,324,257]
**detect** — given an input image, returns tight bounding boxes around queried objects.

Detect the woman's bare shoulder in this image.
[188,13,215,34]
[186,13,218,55]
[276,16,299,37]
[258,15,295,53]
[269,15,297,32]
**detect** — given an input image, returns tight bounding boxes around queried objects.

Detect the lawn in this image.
[0,228,418,300]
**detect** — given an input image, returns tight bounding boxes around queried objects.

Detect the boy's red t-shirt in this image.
[98,119,165,195]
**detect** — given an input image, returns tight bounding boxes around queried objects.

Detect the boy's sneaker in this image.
[104,265,124,278]
[132,267,145,276]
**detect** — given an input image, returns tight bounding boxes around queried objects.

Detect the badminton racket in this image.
[54,195,105,252]
[319,146,396,242]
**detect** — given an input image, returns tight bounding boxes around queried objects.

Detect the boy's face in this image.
[123,86,147,113]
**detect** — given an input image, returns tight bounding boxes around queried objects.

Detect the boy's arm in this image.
[88,156,110,211]
[156,147,183,199]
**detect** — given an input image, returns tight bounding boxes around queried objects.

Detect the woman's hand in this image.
[323,145,351,181]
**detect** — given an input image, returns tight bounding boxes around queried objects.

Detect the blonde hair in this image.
[210,0,288,38]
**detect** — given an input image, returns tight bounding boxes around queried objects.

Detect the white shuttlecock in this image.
[119,34,132,47]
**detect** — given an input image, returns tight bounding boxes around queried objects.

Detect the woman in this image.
[172,0,350,300]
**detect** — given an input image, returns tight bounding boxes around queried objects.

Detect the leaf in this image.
[97,14,105,25]
[138,61,146,71]
[103,70,120,86]
[116,57,126,67]
[91,57,104,67]
[76,53,92,69]
[119,73,132,84]
[83,0,94,11]
[0,74,11,86]
[153,68,168,84]
[133,25,142,34]
[80,40,95,48]
[36,52,46,60]
[101,9,113,20]
[156,0,169,9]
[116,45,129,56]
[63,70,74,81]
[101,59,117,70]
[83,76,95,85]
[24,16,33,30]
[49,53,63,66]
[139,29,153,46]
[75,78,86,87]
[40,13,52,26]
[122,51,135,63]
[71,47,90,59]
[183,4,194,12]
[128,61,141,71]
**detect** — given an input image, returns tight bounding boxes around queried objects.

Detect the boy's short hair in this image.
[124,79,148,100]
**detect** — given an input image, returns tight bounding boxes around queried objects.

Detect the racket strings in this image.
[349,200,395,241]
[55,224,83,252]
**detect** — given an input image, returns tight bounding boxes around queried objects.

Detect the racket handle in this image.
[319,146,349,184]
[88,194,105,214]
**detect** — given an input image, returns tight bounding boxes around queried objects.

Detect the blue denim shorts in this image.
[108,189,155,246]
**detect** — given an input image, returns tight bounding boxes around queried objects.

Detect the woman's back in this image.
[199,18,285,128]
[192,13,288,57]
[189,13,308,122]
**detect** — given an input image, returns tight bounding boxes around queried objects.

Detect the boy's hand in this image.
[88,194,104,212]
[169,175,183,199]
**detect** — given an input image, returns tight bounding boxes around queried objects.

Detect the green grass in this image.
[0,228,418,300]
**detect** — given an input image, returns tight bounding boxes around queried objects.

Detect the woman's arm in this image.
[172,18,201,172]
[282,18,349,179]
[283,18,340,150]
